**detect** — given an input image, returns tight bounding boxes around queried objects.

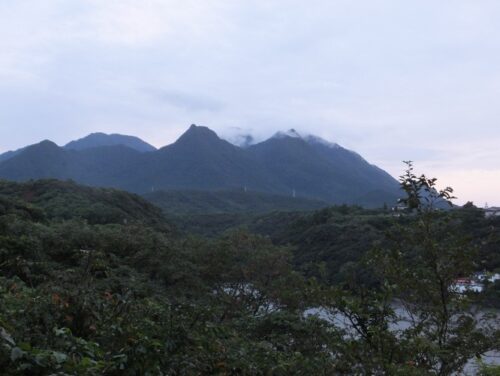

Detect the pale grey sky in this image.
[1,0,499,205]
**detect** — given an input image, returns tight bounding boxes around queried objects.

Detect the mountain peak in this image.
[174,124,221,145]
[186,124,216,135]
[0,141,59,163]
[65,133,156,152]
[272,129,302,139]
[35,140,60,149]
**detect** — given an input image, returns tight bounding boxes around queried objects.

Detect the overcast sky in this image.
[1,0,499,205]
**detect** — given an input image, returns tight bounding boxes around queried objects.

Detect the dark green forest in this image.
[145,189,328,216]
[1,171,499,374]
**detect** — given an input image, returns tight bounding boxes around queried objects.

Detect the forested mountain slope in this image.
[144,189,329,215]
[0,125,400,207]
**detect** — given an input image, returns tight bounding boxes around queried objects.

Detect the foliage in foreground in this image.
[0,174,499,374]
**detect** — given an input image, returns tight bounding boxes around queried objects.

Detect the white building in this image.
[484,207,500,218]
[451,278,484,294]
[489,273,500,283]
[474,272,500,284]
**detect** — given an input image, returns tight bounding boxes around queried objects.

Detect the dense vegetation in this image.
[173,204,500,291]
[1,171,499,374]
[145,189,328,215]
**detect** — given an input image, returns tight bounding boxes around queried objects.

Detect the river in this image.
[305,305,499,375]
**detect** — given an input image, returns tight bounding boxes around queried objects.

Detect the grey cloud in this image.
[143,88,224,112]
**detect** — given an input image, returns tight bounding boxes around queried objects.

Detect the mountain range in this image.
[0,133,156,163]
[0,125,401,207]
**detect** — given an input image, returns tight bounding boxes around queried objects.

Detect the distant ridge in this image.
[65,132,156,152]
[0,133,156,163]
[0,124,401,207]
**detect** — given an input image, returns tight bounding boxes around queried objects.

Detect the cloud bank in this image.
[1,0,499,204]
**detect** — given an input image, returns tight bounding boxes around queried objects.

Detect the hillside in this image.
[144,189,329,215]
[0,179,170,230]
[248,132,399,205]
